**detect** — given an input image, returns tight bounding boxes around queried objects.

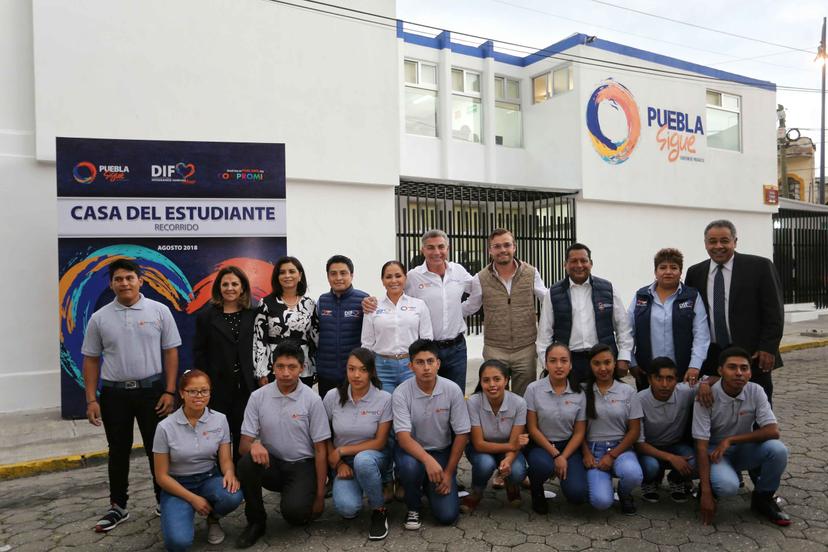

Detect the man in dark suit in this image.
[685,220,784,403]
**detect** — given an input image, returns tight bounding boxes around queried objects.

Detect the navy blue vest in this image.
[632,284,698,377]
[316,286,368,382]
[548,276,617,354]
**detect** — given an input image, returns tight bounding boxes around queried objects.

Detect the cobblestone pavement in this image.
[2,347,827,552]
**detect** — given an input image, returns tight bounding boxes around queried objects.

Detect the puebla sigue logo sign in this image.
[586,79,705,164]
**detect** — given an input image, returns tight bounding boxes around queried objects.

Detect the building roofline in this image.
[397,22,776,91]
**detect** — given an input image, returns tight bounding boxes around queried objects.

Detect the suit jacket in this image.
[685,251,784,375]
[193,304,257,413]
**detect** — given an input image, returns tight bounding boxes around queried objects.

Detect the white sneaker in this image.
[207,517,225,545]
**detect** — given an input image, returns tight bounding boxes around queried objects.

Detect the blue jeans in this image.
[332,449,392,518]
[160,470,243,552]
[437,338,467,394]
[586,441,643,510]
[637,442,696,484]
[527,440,588,504]
[710,439,788,497]
[375,356,413,394]
[465,446,527,491]
[396,446,459,525]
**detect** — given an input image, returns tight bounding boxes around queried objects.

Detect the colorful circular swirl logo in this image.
[585,80,641,165]
[72,161,98,183]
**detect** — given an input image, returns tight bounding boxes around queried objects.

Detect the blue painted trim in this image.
[396,22,777,91]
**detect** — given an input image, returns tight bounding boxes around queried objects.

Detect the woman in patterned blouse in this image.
[253,256,319,387]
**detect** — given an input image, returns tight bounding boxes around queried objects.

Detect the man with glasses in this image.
[685,220,784,403]
[462,228,547,396]
[82,259,181,532]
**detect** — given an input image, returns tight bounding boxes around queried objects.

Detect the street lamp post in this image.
[819,17,826,204]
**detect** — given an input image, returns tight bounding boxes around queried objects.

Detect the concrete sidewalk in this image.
[3,315,828,480]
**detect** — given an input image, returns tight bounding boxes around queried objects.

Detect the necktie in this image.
[713,263,730,346]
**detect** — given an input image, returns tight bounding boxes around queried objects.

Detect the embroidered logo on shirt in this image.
[320,309,333,317]
[418,283,433,289]
[434,407,450,414]
[400,306,415,312]
[291,412,308,419]
[678,300,693,309]
[597,302,610,311]
[375,309,386,315]
[344,310,362,318]
[636,298,648,307]
[360,409,382,416]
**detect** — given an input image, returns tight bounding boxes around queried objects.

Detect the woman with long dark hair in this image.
[461,360,528,513]
[525,342,589,514]
[253,256,319,387]
[193,266,257,463]
[322,348,393,541]
[581,344,644,515]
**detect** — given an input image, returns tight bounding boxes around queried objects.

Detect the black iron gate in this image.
[773,208,828,308]
[395,180,577,333]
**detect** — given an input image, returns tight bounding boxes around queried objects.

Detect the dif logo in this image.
[151,163,196,184]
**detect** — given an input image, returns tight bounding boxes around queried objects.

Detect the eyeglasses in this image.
[183,389,210,397]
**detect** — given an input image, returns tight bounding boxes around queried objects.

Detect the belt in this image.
[434,333,464,348]
[101,374,162,390]
[378,353,409,360]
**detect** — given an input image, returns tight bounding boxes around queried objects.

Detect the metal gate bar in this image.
[773,208,828,308]
[396,181,577,334]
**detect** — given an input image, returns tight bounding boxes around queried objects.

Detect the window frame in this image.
[451,67,481,97]
[405,59,438,91]
[705,89,742,153]
[532,64,573,104]
[494,75,522,148]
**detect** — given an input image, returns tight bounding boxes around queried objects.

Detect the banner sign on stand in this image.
[56,138,286,418]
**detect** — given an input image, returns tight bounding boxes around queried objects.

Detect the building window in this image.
[451,68,481,143]
[706,90,741,152]
[532,65,573,104]
[404,59,438,137]
[495,76,521,147]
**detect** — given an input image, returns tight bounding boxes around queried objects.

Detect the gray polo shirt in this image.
[323,385,393,449]
[392,376,471,451]
[81,294,182,382]
[241,381,331,462]
[692,381,777,446]
[586,380,643,443]
[525,378,587,442]
[639,383,697,447]
[467,391,527,443]
[152,408,230,476]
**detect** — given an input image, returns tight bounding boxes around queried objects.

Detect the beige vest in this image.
[477,261,537,350]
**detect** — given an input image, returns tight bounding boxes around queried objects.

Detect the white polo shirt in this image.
[405,262,473,341]
[153,408,230,476]
[467,391,527,444]
[585,380,643,443]
[524,377,587,443]
[323,385,393,449]
[361,294,433,356]
[392,376,471,451]
[692,381,777,446]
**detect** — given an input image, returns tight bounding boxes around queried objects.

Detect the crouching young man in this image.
[393,339,470,530]
[236,341,330,548]
[693,347,790,526]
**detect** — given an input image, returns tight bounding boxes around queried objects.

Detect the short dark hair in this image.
[647,356,678,377]
[718,346,751,368]
[381,260,406,278]
[704,219,737,239]
[566,243,592,261]
[409,339,439,359]
[271,256,308,297]
[272,340,305,366]
[326,255,354,274]
[211,266,252,308]
[653,248,684,271]
[489,228,514,242]
[108,259,142,280]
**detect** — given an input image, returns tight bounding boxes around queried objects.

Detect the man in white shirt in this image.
[462,228,546,396]
[536,243,633,383]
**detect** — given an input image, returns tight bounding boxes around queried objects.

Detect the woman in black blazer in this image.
[193,266,257,463]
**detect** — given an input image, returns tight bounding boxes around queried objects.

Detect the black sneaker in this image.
[668,480,691,503]
[369,508,389,540]
[404,510,421,530]
[751,491,791,527]
[236,522,266,548]
[640,482,660,503]
[94,505,129,532]
[530,485,548,515]
[619,494,636,515]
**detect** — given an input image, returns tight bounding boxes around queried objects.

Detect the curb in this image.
[0,444,143,481]
[779,339,828,353]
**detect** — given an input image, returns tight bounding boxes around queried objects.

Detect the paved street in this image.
[1,346,827,552]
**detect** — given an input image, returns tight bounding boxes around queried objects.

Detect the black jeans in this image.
[100,384,163,508]
[237,452,317,526]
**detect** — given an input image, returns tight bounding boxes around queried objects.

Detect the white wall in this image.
[577,199,774,306]
[0,0,400,412]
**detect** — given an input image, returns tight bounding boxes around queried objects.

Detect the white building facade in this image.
[0,1,776,413]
